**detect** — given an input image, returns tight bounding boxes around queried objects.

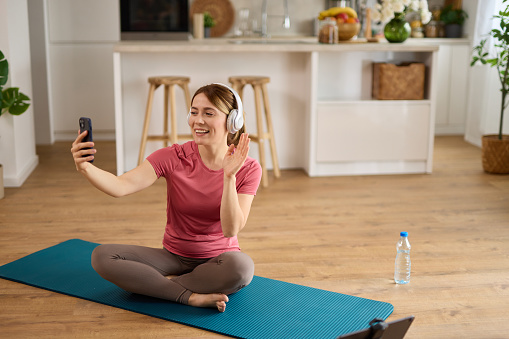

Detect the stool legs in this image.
[139,83,158,165]
[232,83,245,101]
[181,83,191,112]
[163,85,170,147]
[229,78,281,187]
[169,84,178,145]
[138,80,191,166]
[262,83,280,179]
[253,85,269,188]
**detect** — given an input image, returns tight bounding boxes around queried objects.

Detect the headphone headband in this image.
[212,82,243,118]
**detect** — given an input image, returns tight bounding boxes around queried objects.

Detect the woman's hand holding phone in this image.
[71,130,96,171]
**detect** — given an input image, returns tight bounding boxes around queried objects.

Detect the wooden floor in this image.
[0,136,508,338]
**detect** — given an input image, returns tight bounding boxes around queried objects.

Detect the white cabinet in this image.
[316,101,430,163]
[49,44,116,138]
[306,47,438,176]
[45,0,120,140]
[434,44,470,135]
[47,0,119,42]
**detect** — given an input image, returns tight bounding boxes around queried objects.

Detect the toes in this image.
[217,301,226,312]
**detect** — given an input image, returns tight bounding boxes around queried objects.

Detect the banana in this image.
[318,7,357,20]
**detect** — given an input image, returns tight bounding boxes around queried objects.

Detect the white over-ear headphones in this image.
[188,83,244,134]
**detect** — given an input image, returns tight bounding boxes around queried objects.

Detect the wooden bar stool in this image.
[229,76,281,187]
[138,76,192,165]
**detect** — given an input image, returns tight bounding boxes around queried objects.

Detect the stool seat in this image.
[148,76,190,86]
[229,76,280,187]
[138,76,192,165]
[228,76,270,86]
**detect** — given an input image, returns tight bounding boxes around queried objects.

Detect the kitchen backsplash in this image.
[188,0,447,37]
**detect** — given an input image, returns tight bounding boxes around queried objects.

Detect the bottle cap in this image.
[400,231,408,237]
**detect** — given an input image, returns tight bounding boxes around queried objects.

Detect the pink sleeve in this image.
[237,160,262,195]
[146,145,180,178]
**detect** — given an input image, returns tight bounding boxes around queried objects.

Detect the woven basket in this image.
[482,135,509,174]
[372,62,425,100]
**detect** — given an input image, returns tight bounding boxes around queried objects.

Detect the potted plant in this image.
[440,5,468,38]
[0,50,31,198]
[203,12,216,38]
[471,0,509,174]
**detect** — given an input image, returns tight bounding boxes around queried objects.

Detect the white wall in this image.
[45,0,119,141]
[0,0,39,187]
[464,0,509,146]
[28,0,53,145]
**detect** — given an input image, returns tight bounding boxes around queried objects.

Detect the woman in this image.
[71,83,262,312]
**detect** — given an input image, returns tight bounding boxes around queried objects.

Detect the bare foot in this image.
[188,293,229,312]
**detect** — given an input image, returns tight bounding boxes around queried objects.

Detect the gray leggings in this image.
[91,244,255,305]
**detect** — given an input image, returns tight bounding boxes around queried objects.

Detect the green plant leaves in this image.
[0,50,8,87]
[1,87,30,116]
[0,49,31,117]
[440,5,468,25]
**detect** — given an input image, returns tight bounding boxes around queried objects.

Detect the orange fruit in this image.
[346,17,356,24]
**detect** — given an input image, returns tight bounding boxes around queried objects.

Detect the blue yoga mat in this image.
[0,239,393,338]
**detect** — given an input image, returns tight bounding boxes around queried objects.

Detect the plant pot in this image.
[204,27,211,38]
[0,164,4,199]
[482,135,509,174]
[444,24,462,38]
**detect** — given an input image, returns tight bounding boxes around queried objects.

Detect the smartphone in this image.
[79,117,94,163]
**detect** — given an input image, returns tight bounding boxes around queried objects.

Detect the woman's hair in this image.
[191,83,246,146]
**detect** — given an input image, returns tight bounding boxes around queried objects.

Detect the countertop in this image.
[113,37,469,53]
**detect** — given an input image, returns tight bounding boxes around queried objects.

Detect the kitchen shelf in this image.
[305,47,438,176]
[113,40,439,177]
[316,99,431,104]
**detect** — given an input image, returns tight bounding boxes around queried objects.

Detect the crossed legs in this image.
[91,244,254,312]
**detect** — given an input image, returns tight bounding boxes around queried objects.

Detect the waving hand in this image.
[222,133,250,177]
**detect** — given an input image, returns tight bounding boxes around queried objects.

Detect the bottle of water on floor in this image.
[394,231,411,284]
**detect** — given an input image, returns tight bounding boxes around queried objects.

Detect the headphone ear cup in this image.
[233,109,243,131]
[187,111,191,124]
[227,109,244,134]
[227,110,236,134]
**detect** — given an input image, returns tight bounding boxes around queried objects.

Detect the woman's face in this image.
[189,93,228,146]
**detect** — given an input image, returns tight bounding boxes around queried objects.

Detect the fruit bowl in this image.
[337,22,360,41]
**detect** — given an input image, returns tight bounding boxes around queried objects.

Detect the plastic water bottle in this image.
[394,231,411,284]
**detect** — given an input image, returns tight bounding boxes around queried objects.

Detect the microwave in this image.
[120,0,190,40]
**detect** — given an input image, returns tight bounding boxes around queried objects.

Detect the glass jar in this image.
[411,20,424,38]
[425,21,438,38]
[318,17,338,44]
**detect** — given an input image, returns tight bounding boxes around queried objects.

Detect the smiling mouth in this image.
[195,129,209,135]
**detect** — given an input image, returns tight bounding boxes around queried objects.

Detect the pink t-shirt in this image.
[147,141,262,258]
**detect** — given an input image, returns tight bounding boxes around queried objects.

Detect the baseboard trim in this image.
[54,130,115,142]
[434,125,465,135]
[4,155,39,187]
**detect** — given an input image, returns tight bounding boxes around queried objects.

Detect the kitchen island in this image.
[113,38,442,176]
